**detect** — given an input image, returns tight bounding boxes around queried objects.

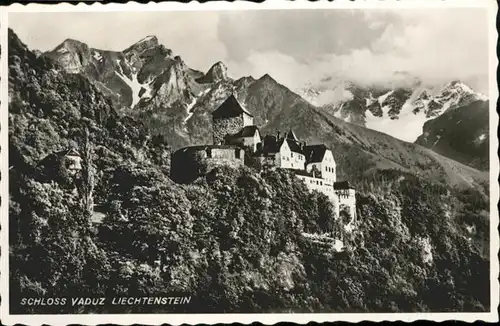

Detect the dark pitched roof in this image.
[285,138,302,153]
[38,147,80,166]
[231,125,260,138]
[285,130,299,141]
[260,135,303,155]
[261,135,279,154]
[51,147,81,158]
[334,181,355,190]
[212,94,253,118]
[63,148,81,157]
[304,144,328,164]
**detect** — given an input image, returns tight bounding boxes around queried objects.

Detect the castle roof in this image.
[304,144,328,164]
[334,181,355,190]
[212,94,253,119]
[176,144,241,154]
[260,135,302,155]
[231,125,260,138]
[285,130,299,141]
[285,138,302,153]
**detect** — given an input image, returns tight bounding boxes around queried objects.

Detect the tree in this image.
[80,127,95,220]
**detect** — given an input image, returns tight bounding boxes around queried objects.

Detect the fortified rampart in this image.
[170,145,245,183]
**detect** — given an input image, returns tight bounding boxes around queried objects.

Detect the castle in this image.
[171,94,357,224]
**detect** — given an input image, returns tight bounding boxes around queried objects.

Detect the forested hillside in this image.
[8,28,490,314]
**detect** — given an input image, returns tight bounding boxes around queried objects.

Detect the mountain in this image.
[44,35,204,110]
[415,100,489,171]
[299,76,487,143]
[41,35,488,191]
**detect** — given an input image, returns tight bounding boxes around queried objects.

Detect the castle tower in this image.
[212,94,254,145]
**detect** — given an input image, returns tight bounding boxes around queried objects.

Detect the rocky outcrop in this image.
[196,61,228,84]
[46,39,92,73]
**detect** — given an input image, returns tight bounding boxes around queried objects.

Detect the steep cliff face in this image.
[415,100,489,171]
[196,61,228,84]
[47,39,92,73]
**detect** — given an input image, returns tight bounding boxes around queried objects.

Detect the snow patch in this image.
[478,133,487,141]
[56,47,69,54]
[92,51,103,62]
[183,88,211,125]
[365,102,430,142]
[184,97,197,124]
[115,70,144,108]
[432,135,441,147]
[378,90,394,105]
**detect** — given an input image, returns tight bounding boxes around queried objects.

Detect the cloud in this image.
[9,8,490,93]
[218,10,389,63]
[218,8,489,92]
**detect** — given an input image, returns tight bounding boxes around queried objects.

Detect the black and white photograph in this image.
[1,0,498,324]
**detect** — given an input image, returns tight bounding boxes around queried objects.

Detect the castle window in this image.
[291,153,293,158]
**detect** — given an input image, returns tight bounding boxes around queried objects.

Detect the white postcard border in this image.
[0,0,498,325]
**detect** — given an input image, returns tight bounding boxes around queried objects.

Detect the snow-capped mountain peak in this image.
[298,76,487,142]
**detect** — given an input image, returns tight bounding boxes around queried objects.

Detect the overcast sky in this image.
[10,9,490,93]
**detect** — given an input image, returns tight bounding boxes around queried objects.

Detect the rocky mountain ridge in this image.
[42,34,489,176]
[299,77,487,143]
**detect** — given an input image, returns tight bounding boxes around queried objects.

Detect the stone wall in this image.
[297,174,340,218]
[336,189,356,224]
[171,146,245,184]
[212,116,244,145]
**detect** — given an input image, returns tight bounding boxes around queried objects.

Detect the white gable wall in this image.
[322,150,337,184]
[305,149,337,185]
[279,141,304,170]
[243,113,254,126]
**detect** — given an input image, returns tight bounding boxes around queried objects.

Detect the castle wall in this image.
[171,146,244,184]
[335,189,356,224]
[212,116,244,145]
[211,147,245,162]
[278,141,304,170]
[305,150,336,184]
[296,175,340,218]
[227,132,261,153]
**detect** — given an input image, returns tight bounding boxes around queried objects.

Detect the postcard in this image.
[0,0,498,324]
